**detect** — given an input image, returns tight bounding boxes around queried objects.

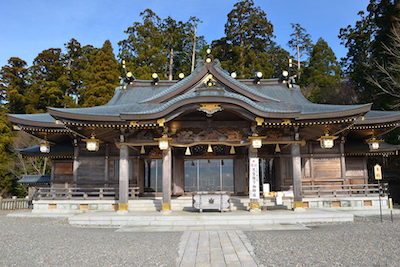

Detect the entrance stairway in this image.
[128,197,251,212]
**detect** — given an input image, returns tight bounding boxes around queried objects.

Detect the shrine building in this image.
[7,54,400,213]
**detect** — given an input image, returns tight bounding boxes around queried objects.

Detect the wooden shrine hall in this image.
[7,54,400,213]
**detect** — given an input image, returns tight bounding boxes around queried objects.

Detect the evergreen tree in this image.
[119,9,167,80]
[82,40,120,107]
[29,48,70,112]
[0,57,30,114]
[0,107,17,197]
[212,0,274,78]
[287,23,313,79]
[268,45,290,78]
[301,38,341,103]
[119,9,205,80]
[63,38,86,106]
[161,17,186,80]
[339,0,400,108]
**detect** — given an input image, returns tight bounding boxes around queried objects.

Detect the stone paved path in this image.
[177,230,258,267]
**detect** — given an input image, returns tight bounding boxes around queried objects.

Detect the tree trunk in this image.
[191,26,197,73]
[42,158,48,175]
[297,34,301,79]
[169,47,174,81]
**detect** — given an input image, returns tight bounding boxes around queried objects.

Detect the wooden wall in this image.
[53,161,73,182]
[277,141,368,188]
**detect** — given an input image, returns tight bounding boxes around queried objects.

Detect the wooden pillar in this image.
[172,157,184,196]
[51,161,55,182]
[248,147,260,212]
[73,141,79,183]
[105,143,109,183]
[309,142,315,186]
[363,157,368,183]
[118,135,129,211]
[138,159,145,194]
[279,156,285,190]
[234,158,246,195]
[162,147,172,212]
[340,139,347,183]
[291,143,303,207]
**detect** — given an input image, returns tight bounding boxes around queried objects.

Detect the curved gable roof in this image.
[140,59,280,103]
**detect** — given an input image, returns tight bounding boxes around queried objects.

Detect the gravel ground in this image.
[0,211,181,267]
[246,215,400,267]
[2,210,400,267]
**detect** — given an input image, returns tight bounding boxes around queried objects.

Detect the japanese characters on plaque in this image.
[249,157,260,200]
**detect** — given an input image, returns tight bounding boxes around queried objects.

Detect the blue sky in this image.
[1,0,370,68]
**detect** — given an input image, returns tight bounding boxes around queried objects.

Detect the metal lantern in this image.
[249,135,266,149]
[318,132,338,149]
[39,140,50,153]
[155,134,172,150]
[83,134,100,152]
[368,137,383,150]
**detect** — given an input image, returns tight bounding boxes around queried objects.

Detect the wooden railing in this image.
[0,196,29,210]
[34,187,139,200]
[302,183,387,198]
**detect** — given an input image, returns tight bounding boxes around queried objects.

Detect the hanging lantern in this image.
[185,147,191,156]
[230,146,236,154]
[249,134,265,149]
[368,137,383,150]
[39,140,51,154]
[155,134,172,150]
[140,145,145,154]
[83,133,101,152]
[317,131,338,149]
[39,134,51,153]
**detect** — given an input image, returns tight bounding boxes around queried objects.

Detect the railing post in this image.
[25,196,29,209]
[12,196,17,210]
[0,196,2,210]
[99,188,104,200]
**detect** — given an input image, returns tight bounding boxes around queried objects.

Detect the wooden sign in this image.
[374,164,382,180]
[249,158,260,199]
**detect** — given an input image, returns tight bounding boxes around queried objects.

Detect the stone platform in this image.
[8,209,354,227]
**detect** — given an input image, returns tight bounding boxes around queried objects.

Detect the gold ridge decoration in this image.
[255,117,264,126]
[157,118,166,127]
[198,103,223,117]
[129,121,139,127]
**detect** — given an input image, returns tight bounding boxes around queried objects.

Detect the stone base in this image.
[249,208,261,212]
[160,209,172,214]
[294,208,306,212]
[302,196,388,210]
[117,210,128,214]
[32,200,117,213]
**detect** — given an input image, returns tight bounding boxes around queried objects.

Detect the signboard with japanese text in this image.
[374,164,382,180]
[249,157,260,199]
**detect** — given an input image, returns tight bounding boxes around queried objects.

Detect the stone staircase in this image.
[128,197,250,212]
